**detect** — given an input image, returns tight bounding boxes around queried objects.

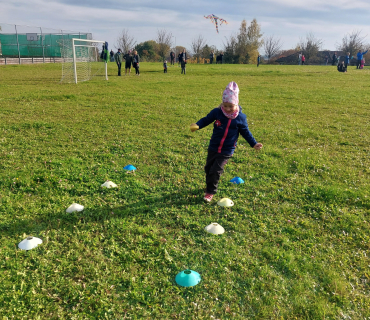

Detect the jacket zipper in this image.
[218,119,231,153]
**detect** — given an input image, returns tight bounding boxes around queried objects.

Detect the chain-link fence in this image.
[0,23,92,65]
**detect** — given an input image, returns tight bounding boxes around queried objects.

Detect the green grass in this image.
[0,62,369,319]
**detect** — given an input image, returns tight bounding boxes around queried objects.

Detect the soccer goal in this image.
[59,38,108,84]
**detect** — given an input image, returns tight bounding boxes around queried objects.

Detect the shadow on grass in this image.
[0,187,213,238]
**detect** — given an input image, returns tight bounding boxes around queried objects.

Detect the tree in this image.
[223,34,238,64]
[263,35,283,63]
[201,44,217,59]
[297,32,322,61]
[224,19,263,64]
[245,19,264,63]
[191,35,207,63]
[135,40,159,62]
[116,29,136,53]
[156,29,173,62]
[235,20,249,63]
[337,30,367,55]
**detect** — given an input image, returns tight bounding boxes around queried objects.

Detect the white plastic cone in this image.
[18,236,43,250]
[101,180,117,188]
[217,198,234,207]
[205,223,225,235]
[66,203,84,213]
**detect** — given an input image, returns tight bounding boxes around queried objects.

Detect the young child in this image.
[337,61,347,73]
[360,58,365,69]
[190,81,263,202]
[163,60,168,73]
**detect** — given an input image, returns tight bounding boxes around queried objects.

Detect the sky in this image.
[1,0,370,54]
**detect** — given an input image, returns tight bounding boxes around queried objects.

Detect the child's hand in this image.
[253,143,263,150]
[190,123,199,132]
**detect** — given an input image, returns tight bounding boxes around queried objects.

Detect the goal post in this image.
[59,38,108,84]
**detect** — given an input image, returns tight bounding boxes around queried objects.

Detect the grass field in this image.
[0,62,369,319]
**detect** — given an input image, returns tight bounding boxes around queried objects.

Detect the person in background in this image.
[298,52,302,65]
[114,48,122,76]
[170,51,175,65]
[180,49,187,64]
[180,49,187,74]
[357,49,368,69]
[257,55,261,67]
[360,57,365,69]
[178,52,182,66]
[181,58,186,75]
[124,50,133,75]
[332,52,337,66]
[164,60,168,73]
[132,50,140,76]
[216,52,224,64]
[337,61,347,72]
[110,49,115,62]
[301,54,305,65]
[210,51,214,64]
[344,52,351,70]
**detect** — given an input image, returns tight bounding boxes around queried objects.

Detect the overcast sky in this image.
[1,0,370,54]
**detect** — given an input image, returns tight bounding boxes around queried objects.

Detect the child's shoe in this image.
[204,193,214,202]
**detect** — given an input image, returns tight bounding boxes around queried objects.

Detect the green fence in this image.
[0,29,91,58]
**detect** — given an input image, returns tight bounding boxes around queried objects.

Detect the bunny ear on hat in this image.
[227,81,239,92]
[223,81,239,105]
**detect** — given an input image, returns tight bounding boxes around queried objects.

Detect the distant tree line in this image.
[115,24,369,65]
[115,19,265,64]
[267,30,369,65]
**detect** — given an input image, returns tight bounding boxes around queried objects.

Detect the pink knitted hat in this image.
[222,81,239,105]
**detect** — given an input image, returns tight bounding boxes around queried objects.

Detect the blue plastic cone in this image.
[123,164,136,171]
[175,270,201,287]
[230,177,244,184]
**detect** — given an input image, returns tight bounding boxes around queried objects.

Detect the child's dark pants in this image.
[205,150,232,194]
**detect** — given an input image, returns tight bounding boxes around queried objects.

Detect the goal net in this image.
[59,38,108,84]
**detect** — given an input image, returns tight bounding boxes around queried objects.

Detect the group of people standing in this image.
[337,49,368,73]
[110,49,140,76]
[208,51,224,64]
[356,49,368,69]
[108,48,229,76]
[298,53,306,65]
[165,49,188,74]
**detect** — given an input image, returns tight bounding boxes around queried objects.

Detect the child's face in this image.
[222,102,238,113]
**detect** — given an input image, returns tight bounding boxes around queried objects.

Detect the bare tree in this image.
[223,34,238,64]
[336,30,367,55]
[156,29,173,62]
[263,35,283,62]
[191,35,207,62]
[297,32,323,60]
[116,29,136,53]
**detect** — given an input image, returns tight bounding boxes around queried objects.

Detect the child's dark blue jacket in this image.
[196,106,257,155]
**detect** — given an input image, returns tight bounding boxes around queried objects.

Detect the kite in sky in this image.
[204,14,228,33]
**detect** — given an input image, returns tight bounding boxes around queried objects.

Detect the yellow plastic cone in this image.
[217,198,234,207]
